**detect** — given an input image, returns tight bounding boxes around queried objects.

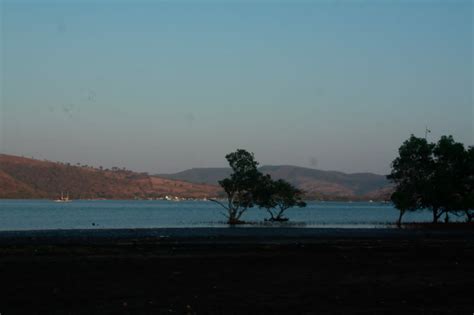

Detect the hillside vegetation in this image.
[0,154,220,199]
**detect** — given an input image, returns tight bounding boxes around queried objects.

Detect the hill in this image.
[0,154,220,199]
[158,165,393,200]
[0,154,393,200]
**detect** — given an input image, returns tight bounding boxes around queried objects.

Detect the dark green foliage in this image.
[211,149,306,224]
[429,136,467,222]
[388,135,473,225]
[211,149,263,224]
[255,178,306,221]
[387,135,435,224]
[460,146,474,222]
[390,186,419,227]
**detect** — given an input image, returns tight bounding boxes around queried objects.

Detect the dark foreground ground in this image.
[1,228,473,314]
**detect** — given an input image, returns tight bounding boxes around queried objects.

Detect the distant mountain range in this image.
[0,154,393,200]
[158,165,393,201]
[0,154,219,199]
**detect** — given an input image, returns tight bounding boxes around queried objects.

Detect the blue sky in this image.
[1,0,472,174]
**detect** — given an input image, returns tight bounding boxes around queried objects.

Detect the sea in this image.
[0,199,452,231]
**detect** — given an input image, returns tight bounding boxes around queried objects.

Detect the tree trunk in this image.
[433,208,440,223]
[444,212,450,224]
[228,209,245,225]
[397,209,405,228]
[228,217,243,225]
[465,210,473,223]
[227,207,235,223]
[265,209,275,221]
[227,207,248,225]
[274,207,289,221]
[227,205,244,225]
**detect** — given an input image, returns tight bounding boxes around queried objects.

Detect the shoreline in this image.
[1,227,474,245]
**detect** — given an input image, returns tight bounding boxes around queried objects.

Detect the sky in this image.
[1,0,472,175]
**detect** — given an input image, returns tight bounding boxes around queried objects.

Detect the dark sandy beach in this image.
[1,228,473,314]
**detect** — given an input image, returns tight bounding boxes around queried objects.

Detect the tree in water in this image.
[429,136,467,223]
[210,149,262,225]
[390,185,418,227]
[389,134,473,224]
[388,135,435,223]
[256,177,306,222]
[460,146,474,222]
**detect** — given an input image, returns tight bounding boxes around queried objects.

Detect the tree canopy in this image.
[211,149,306,224]
[255,178,306,222]
[211,149,262,224]
[388,135,473,225]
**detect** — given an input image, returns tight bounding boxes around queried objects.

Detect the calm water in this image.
[0,200,442,231]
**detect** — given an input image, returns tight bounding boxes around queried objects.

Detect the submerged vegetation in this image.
[388,135,473,226]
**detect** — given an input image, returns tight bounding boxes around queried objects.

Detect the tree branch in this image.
[276,205,289,218]
[265,208,275,220]
[236,206,248,220]
[209,198,229,211]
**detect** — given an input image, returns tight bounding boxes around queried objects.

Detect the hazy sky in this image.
[1,0,472,174]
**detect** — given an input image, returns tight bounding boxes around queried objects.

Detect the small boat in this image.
[55,192,72,203]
